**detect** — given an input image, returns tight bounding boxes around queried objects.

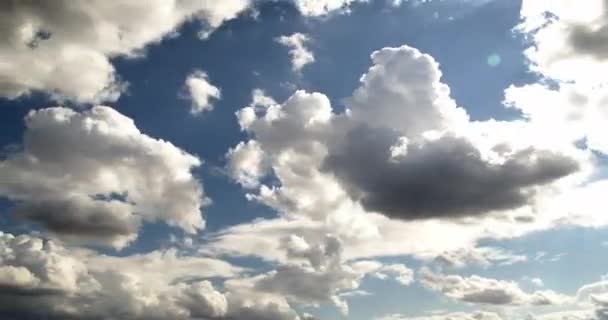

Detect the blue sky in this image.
[1,1,608,319]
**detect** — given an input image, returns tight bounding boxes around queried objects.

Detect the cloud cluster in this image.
[419,268,571,306]
[227,234,411,315]
[0,106,206,248]
[0,231,320,320]
[229,44,582,227]
[0,0,250,103]
[0,1,380,103]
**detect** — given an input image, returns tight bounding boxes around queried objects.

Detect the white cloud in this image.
[227,140,269,188]
[419,267,571,306]
[184,70,221,114]
[518,0,608,85]
[0,0,250,103]
[0,230,317,320]
[425,246,527,269]
[524,277,545,288]
[291,0,362,16]
[212,43,601,268]
[0,106,206,248]
[232,235,374,315]
[376,311,505,320]
[372,264,415,286]
[277,33,315,72]
[504,83,608,155]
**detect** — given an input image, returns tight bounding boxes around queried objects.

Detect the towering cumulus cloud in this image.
[0,106,206,248]
[231,44,581,223]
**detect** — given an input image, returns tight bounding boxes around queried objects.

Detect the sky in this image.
[0,0,608,319]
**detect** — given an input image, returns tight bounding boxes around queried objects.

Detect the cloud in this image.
[183,70,221,114]
[527,277,608,320]
[371,263,415,286]
[0,0,251,103]
[0,106,206,248]
[277,33,315,72]
[291,0,362,16]
[227,140,269,188]
[376,311,505,320]
[419,267,571,306]
[245,235,371,315]
[325,127,579,220]
[232,44,582,227]
[424,246,527,269]
[0,230,316,320]
[504,83,608,155]
[518,0,608,85]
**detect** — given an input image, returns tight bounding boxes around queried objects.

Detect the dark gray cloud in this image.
[569,23,608,59]
[566,1,608,60]
[324,125,579,220]
[12,196,138,239]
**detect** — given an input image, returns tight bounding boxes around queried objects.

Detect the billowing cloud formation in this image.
[227,140,268,188]
[277,33,315,72]
[419,267,571,306]
[231,44,581,224]
[0,231,320,320]
[519,0,608,85]
[326,127,578,220]
[0,0,250,103]
[0,106,206,248]
[184,70,221,114]
[0,1,378,103]
[229,235,406,315]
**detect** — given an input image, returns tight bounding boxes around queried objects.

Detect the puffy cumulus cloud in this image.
[419,268,571,306]
[527,278,608,320]
[346,45,468,136]
[204,176,607,266]
[0,106,206,248]
[277,33,315,72]
[0,231,314,320]
[227,140,269,188]
[229,235,380,315]
[376,311,505,320]
[223,291,305,320]
[183,70,221,114]
[236,89,279,131]
[0,232,95,295]
[231,44,582,226]
[0,0,251,103]
[210,42,604,318]
[215,234,413,316]
[518,0,608,85]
